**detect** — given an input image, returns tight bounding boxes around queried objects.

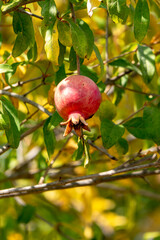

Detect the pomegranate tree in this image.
[54,75,101,136]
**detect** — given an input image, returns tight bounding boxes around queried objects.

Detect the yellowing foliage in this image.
[87,0,102,17]
[44,21,59,68]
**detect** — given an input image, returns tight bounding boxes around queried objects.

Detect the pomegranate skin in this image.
[54,75,101,120]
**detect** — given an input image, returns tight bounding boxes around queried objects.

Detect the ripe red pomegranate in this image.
[54,75,101,136]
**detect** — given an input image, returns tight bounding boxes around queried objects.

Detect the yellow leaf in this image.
[87,0,101,17]
[0,79,3,89]
[9,96,19,109]
[48,81,56,105]
[44,21,59,67]
[55,0,69,14]
[150,32,160,45]
[7,232,23,240]
[153,0,160,8]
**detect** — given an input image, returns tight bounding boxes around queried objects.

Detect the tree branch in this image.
[0,119,46,156]
[87,139,117,160]
[0,159,160,199]
[114,84,160,97]
[3,76,43,91]
[17,8,43,20]
[98,183,160,201]
[38,137,71,184]
[0,90,52,116]
[1,0,44,15]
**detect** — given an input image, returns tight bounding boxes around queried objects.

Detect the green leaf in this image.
[115,138,129,155]
[39,0,57,23]
[83,127,99,141]
[69,47,77,71]
[0,1,2,21]
[43,117,56,159]
[124,117,147,139]
[50,111,63,127]
[109,58,142,75]
[137,45,155,83]
[93,44,104,80]
[101,119,125,149]
[17,205,35,224]
[57,20,72,47]
[77,19,94,59]
[43,112,63,158]
[0,64,13,74]
[124,107,160,145]
[97,81,106,93]
[134,0,150,42]
[12,11,35,57]
[107,0,129,24]
[114,75,128,105]
[12,32,28,58]
[72,138,84,161]
[80,65,98,83]
[58,42,66,66]
[143,106,160,145]
[5,62,20,86]
[27,41,38,62]
[0,111,10,130]
[55,64,66,86]
[69,47,83,71]
[98,100,117,121]
[67,19,88,58]
[1,97,20,148]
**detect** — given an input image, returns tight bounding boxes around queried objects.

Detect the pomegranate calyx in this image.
[60,113,90,137]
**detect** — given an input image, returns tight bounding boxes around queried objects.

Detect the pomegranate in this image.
[54,75,101,136]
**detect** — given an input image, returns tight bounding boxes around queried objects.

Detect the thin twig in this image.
[98,183,160,201]
[119,106,145,125]
[14,196,75,240]
[106,69,133,83]
[119,96,158,125]
[87,139,117,160]
[38,137,71,184]
[92,49,137,69]
[0,119,46,156]
[20,102,48,125]
[0,90,52,116]
[23,82,43,97]
[115,84,160,97]
[3,76,43,91]
[17,8,43,20]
